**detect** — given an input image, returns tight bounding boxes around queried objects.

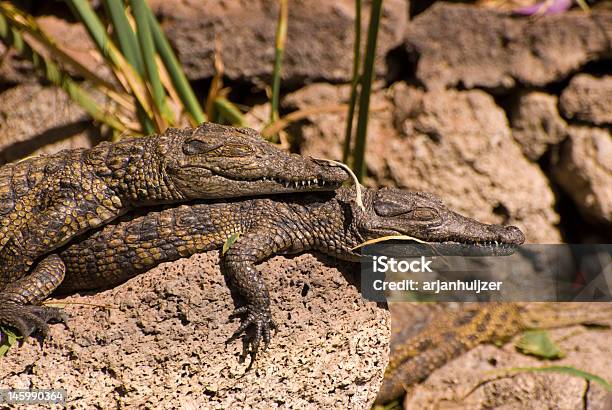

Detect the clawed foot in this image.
[227,305,277,359]
[0,302,68,341]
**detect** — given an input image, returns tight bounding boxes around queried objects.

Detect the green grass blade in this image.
[352,0,383,181]
[0,327,20,358]
[103,1,155,133]
[144,2,206,124]
[136,104,155,134]
[213,97,247,127]
[66,0,116,64]
[104,0,144,73]
[222,232,242,255]
[342,0,362,164]
[67,0,156,124]
[130,0,173,129]
[268,0,288,143]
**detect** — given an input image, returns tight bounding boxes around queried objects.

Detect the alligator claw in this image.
[227,305,277,356]
[0,302,67,340]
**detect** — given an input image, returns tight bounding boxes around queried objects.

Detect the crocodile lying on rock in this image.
[0,123,347,339]
[2,185,524,354]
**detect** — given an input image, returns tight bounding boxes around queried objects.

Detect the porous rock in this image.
[0,84,100,165]
[509,91,567,160]
[402,3,612,91]
[153,0,407,86]
[560,74,612,126]
[0,252,389,409]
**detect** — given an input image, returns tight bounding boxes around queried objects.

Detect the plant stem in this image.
[131,0,171,130]
[353,0,383,181]
[269,0,288,142]
[214,97,247,127]
[144,2,206,124]
[342,0,362,164]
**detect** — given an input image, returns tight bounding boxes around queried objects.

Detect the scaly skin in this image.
[50,185,522,354]
[0,122,347,338]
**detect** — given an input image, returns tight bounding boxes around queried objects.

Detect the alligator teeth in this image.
[313,178,318,184]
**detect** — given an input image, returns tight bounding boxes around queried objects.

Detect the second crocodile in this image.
[5,185,524,353]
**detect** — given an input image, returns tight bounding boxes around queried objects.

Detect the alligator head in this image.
[344,186,525,253]
[163,123,347,198]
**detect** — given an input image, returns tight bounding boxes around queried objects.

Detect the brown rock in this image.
[0,252,389,408]
[0,84,100,164]
[403,3,612,90]
[510,91,568,160]
[553,126,612,225]
[0,42,36,85]
[284,82,561,243]
[560,74,612,126]
[155,0,407,85]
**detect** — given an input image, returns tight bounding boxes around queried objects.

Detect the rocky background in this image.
[0,1,611,409]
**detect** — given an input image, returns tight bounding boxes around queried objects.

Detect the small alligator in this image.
[0,123,347,338]
[3,185,524,354]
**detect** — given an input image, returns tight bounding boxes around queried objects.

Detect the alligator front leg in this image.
[222,223,299,356]
[0,254,67,339]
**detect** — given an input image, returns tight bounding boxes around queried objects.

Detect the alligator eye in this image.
[411,208,437,221]
[374,199,410,217]
[203,143,255,158]
[183,139,254,157]
[183,138,223,155]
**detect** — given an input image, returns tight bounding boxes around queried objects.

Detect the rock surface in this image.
[284,82,561,243]
[154,0,407,86]
[553,126,612,225]
[403,3,612,90]
[0,83,100,165]
[560,74,612,126]
[509,91,568,160]
[0,252,389,409]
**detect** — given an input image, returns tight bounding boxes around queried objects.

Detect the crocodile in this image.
[1,185,524,354]
[0,122,347,338]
